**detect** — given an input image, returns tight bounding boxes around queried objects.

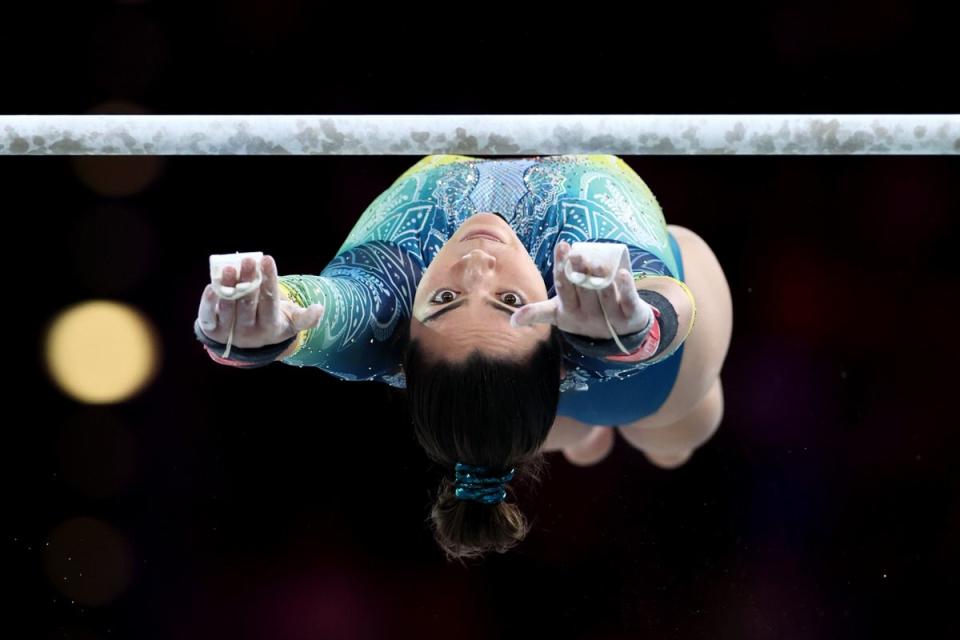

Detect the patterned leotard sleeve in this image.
[269,160,448,387]
[274,241,422,387]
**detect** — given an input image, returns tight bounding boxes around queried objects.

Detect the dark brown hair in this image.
[395,317,564,562]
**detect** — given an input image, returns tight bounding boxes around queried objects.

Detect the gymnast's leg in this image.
[541,415,615,467]
[618,377,725,469]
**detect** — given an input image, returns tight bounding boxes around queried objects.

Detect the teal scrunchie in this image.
[454,463,516,505]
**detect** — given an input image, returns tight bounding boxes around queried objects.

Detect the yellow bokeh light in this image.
[44,300,160,404]
[43,516,134,607]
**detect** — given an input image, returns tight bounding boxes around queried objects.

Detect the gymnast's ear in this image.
[560,363,566,380]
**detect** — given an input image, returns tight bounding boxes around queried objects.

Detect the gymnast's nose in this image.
[460,249,496,287]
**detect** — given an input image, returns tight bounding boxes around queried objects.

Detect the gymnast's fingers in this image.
[596,269,621,321]
[553,240,580,312]
[617,269,644,318]
[234,257,260,328]
[573,260,604,317]
[257,255,280,327]
[218,266,238,332]
[197,284,219,338]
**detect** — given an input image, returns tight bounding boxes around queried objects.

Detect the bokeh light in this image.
[70,101,167,197]
[44,300,160,404]
[43,517,135,607]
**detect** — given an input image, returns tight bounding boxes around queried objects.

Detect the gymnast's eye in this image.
[430,290,525,306]
[432,289,457,304]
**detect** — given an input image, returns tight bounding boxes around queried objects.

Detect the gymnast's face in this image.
[410,212,555,363]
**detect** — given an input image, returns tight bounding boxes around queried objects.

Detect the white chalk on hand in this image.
[562,242,631,290]
[209,251,264,358]
[210,251,264,300]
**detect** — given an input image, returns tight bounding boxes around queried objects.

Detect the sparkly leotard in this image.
[257,154,694,422]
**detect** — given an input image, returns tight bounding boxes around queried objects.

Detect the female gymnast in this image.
[194,154,734,561]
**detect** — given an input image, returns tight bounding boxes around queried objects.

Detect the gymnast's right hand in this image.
[511,240,652,340]
[196,255,325,348]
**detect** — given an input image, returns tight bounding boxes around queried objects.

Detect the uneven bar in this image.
[1,114,957,155]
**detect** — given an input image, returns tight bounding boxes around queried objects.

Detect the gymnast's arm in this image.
[267,242,422,382]
[197,249,414,383]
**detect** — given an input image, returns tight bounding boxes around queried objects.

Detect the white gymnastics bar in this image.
[1,114,957,155]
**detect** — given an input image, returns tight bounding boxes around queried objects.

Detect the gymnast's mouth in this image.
[461,232,504,243]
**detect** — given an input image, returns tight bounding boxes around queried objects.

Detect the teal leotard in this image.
[275,154,694,421]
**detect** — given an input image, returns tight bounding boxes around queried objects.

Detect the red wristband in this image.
[203,345,265,368]
[603,306,661,363]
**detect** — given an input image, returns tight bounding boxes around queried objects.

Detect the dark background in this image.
[5,1,958,639]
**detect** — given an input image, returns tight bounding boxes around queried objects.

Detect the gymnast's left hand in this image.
[510,240,652,339]
[196,254,324,348]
